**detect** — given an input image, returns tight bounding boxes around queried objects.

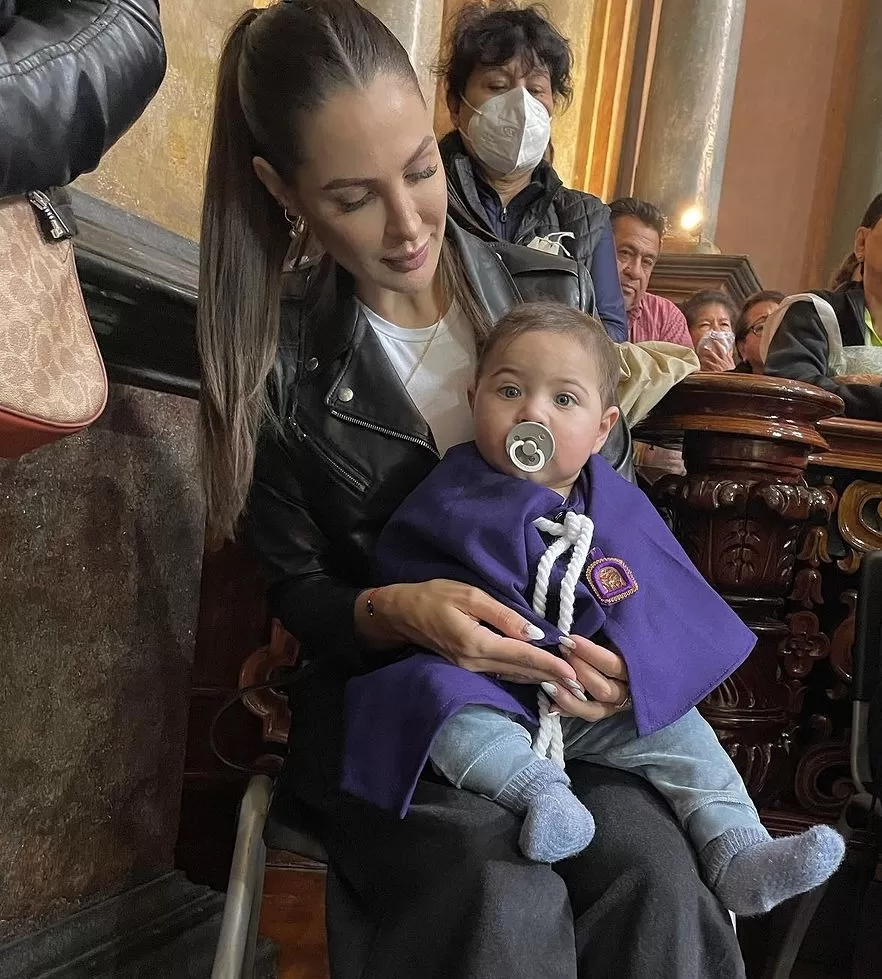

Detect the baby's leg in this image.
[429,704,594,862]
[567,708,844,915]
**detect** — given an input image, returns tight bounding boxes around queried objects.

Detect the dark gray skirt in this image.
[272,663,745,979]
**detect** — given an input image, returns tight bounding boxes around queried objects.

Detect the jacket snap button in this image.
[306,357,319,372]
[338,387,354,403]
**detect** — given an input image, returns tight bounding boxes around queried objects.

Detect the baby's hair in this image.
[477,302,621,409]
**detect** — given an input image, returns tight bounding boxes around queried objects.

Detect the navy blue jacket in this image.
[440,132,627,343]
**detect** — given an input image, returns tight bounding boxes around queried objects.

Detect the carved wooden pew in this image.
[637,373,882,845]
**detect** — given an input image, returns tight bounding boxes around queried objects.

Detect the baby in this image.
[343,301,844,916]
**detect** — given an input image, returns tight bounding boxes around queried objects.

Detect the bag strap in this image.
[759,293,846,375]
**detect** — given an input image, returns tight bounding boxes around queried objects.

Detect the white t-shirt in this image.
[360,302,476,456]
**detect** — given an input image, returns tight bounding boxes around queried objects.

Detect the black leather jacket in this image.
[246,221,631,671]
[0,0,166,197]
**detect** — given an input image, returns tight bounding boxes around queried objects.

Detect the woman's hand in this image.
[356,580,582,688]
[697,343,736,373]
[542,634,631,721]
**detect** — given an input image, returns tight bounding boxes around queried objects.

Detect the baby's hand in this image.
[543,635,631,720]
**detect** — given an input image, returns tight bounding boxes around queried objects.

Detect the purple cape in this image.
[342,442,756,816]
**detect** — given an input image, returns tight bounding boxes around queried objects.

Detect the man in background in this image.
[610,197,693,347]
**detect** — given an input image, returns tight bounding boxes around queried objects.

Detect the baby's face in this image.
[471,332,618,494]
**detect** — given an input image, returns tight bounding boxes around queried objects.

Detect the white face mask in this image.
[461,87,551,177]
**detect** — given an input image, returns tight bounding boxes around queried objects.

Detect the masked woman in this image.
[438,1,627,342]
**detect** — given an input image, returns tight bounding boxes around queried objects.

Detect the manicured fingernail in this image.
[570,688,589,703]
[558,636,577,650]
[523,623,545,641]
[562,678,585,695]
[549,709,561,717]
[558,645,571,658]
[540,681,558,698]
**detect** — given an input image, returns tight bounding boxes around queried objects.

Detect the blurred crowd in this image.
[438,2,882,421]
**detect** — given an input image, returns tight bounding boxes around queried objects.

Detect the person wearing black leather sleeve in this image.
[0,0,166,197]
[196,4,746,978]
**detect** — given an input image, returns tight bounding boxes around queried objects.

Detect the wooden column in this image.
[637,374,844,810]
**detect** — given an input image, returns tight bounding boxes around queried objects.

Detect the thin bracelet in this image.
[364,587,380,618]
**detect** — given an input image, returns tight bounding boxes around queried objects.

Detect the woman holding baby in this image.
[197,2,749,976]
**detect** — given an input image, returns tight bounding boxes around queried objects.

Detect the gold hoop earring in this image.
[283,208,306,240]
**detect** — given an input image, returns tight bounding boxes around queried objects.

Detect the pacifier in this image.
[505,422,555,473]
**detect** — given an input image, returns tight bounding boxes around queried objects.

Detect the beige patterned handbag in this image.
[0,191,107,457]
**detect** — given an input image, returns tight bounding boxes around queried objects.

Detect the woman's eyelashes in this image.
[407,163,439,183]
[336,164,439,214]
[339,192,373,213]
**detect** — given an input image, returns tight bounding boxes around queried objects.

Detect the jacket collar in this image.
[834,281,867,346]
[291,219,521,448]
[439,131,563,240]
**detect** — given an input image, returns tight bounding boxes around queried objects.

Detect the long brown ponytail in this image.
[198,1,421,544]
[199,9,287,546]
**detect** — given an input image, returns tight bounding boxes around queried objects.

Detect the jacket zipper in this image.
[292,420,369,492]
[500,205,508,227]
[329,408,438,457]
[27,191,71,241]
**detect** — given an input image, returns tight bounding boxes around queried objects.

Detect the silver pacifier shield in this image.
[505,422,555,473]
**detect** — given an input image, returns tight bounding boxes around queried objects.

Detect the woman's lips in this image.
[383,240,430,273]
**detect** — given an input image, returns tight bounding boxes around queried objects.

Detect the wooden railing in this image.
[637,372,882,839]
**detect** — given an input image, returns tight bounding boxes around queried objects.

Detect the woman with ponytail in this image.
[198,3,746,977]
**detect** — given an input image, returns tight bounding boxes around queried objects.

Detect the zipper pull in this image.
[500,205,508,225]
[26,190,72,241]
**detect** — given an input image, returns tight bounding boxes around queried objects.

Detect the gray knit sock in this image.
[497,758,595,863]
[701,824,846,916]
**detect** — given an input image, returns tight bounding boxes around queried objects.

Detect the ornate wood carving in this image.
[654,476,834,595]
[836,479,882,573]
[788,481,837,609]
[643,374,882,836]
[829,591,858,686]
[640,374,847,814]
[793,738,852,819]
[779,610,830,680]
[650,252,762,308]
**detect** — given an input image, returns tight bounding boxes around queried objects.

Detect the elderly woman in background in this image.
[438,0,627,341]
[763,193,882,419]
[681,290,738,372]
[733,290,785,374]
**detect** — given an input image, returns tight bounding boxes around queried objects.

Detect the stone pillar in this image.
[361,0,446,103]
[824,2,882,281]
[633,0,746,242]
[539,0,598,189]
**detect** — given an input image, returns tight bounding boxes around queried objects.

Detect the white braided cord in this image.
[529,512,595,769]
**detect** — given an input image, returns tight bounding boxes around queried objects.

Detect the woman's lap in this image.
[562,761,746,979]
[299,759,745,979]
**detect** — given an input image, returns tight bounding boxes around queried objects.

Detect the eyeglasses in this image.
[746,315,768,337]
